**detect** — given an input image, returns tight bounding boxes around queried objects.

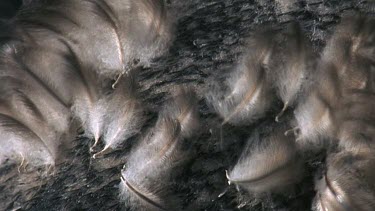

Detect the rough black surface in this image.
[1,0,375,210]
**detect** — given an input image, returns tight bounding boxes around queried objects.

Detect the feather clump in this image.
[207,23,313,125]
[294,15,375,147]
[0,47,72,170]
[310,15,375,210]
[6,0,174,161]
[15,0,173,78]
[226,125,303,194]
[120,87,199,211]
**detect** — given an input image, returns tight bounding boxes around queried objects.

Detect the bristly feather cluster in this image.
[119,87,199,211]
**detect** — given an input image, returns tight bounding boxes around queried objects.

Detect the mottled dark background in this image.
[0,0,374,210]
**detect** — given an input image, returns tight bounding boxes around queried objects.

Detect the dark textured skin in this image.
[0,0,374,210]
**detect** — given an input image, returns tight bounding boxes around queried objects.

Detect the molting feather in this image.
[119,89,199,210]
[314,152,375,211]
[206,30,276,125]
[93,75,144,158]
[226,125,303,194]
[271,23,314,122]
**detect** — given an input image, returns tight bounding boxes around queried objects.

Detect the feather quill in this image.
[119,88,199,210]
[226,125,303,194]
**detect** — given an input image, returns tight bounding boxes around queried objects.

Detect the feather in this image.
[292,19,355,145]
[206,30,276,126]
[294,15,375,147]
[120,118,182,211]
[322,15,375,92]
[122,0,174,67]
[314,152,375,211]
[10,0,173,147]
[336,90,375,154]
[0,47,72,136]
[119,89,199,210]
[93,75,144,158]
[293,89,338,148]
[226,125,304,194]
[11,0,172,146]
[0,51,72,160]
[0,113,54,170]
[271,23,314,122]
